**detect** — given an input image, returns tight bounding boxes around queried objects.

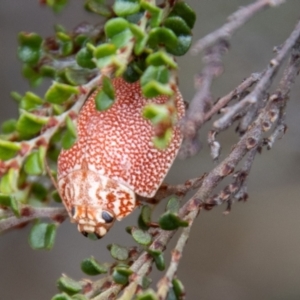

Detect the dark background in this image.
[1,1,300,299]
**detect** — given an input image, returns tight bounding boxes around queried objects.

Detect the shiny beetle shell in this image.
[57,78,185,238]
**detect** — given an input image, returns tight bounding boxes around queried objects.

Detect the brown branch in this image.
[0,206,68,233]
[138,175,205,205]
[204,72,263,123]
[183,41,227,138]
[214,19,300,131]
[191,0,287,55]
[179,41,227,158]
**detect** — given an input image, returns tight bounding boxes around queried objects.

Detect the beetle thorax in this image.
[58,160,136,238]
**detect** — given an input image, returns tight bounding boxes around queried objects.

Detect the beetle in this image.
[57,78,185,238]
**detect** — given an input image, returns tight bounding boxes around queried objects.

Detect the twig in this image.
[180,41,227,158]
[204,72,263,123]
[214,19,300,130]
[156,209,197,299]
[191,0,287,55]
[138,175,205,204]
[0,206,68,233]
[183,41,227,138]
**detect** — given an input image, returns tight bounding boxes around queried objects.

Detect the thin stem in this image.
[0,206,68,233]
[191,0,287,54]
[156,209,198,299]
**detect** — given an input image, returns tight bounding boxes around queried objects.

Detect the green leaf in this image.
[108,244,129,261]
[45,82,79,104]
[146,51,177,69]
[105,18,133,49]
[52,190,62,203]
[95,80,115,111]
[153,128,175,149]
[141,276,152,289]
[138,205,152,230]
[141,65,170,85]
[54,24,67,33]
[154,253,165,271]
[18,32,42,65]
[141,65,173,98]
[10,196,21,217]
[102,76,115,99]
[172,278,185,300]
[0,140,21,160]
[65,116,77,138]
[16,110,48,138]
[62,130,77,150]
[22,64,43,87]
[142,81,173,98]
[169,34,192,55]
[24,147,46,175]
[71,294,88,300]
[129,23,145,40]
[112,266,133,285]
[46,0,69,13]
[51,293,73,300]
[1,119,17,134]
[29,222,57,250]
[20,92,43,111]
[81,257,107,275]
[76,47,96,69]
[40,65,56,78]
[140,1,163,27]
[10,92,23,103]
[164,16,192,56]
[84,0,112,17]
[31,183,48,202]
[0,194,20,217]
[169,2,196,29]
[158,212,189,231]
[147,27,178,50]
[56,31,71,42]
[93,43,117,68]
[0,194,11,207]
[131,227,152,246]
[0,169,18,194]
[143,103,170,124]
[123,60,145,83]
[62,68,91,86]
[166,197,180,214]
[57,276,82,295]
[136,289,159,300]
[113,0,140,17]
[125,11,144,24]
[147,248,165,270]
[164,16,191,36]
[61,40,73,56]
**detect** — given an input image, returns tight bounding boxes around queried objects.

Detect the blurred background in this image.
[1,1,300,299]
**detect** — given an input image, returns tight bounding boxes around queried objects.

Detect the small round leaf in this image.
[112,267,133,285]
[113,0,140,17]
[57,276,82,295]
[29,222,57,250]
[108,244,129,261]
[158,212,189,231]
[131,227,152,246]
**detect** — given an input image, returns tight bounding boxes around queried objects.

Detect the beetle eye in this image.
[102,211,114,223]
